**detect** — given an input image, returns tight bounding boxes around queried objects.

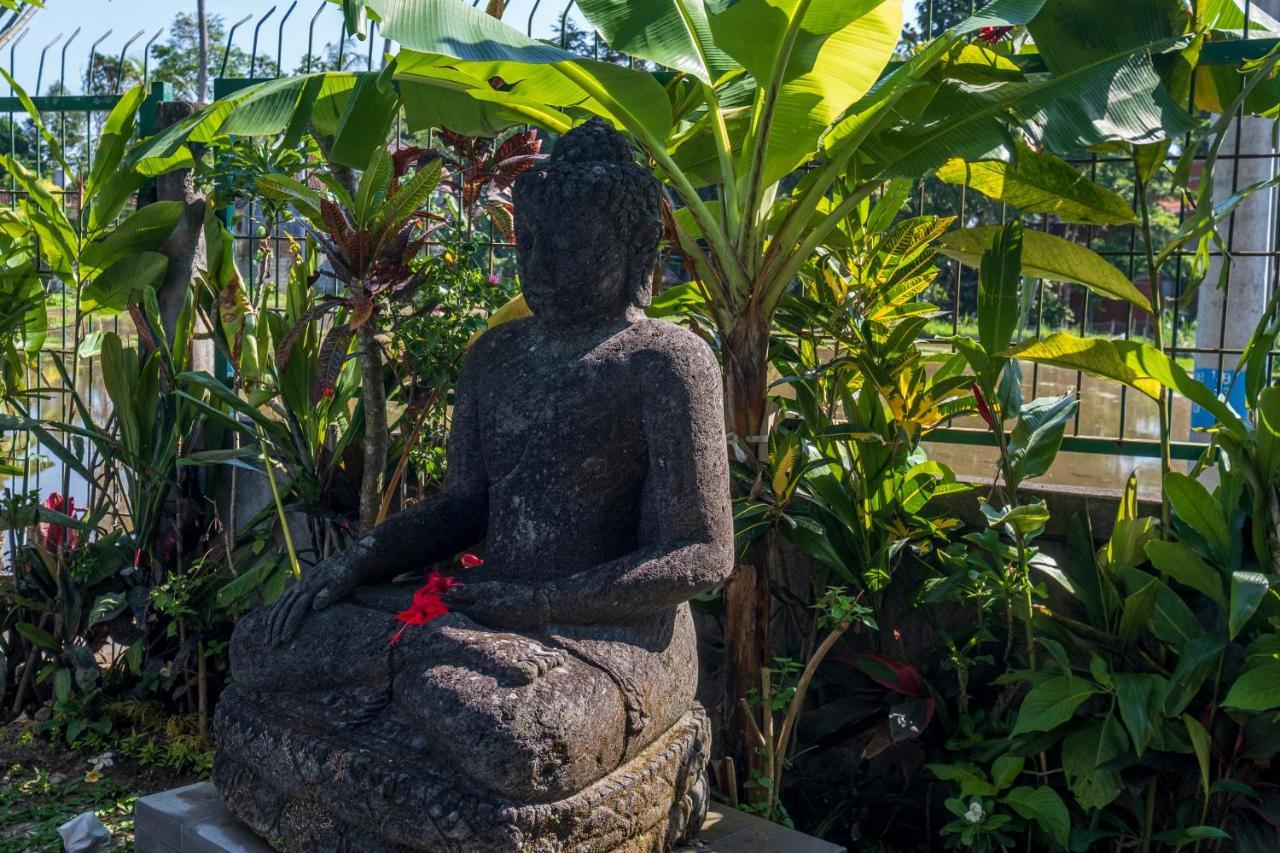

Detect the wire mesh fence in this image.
[2,0,1279,506]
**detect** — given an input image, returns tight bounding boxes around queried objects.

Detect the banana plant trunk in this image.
[719,306,773,784]
[357,321,389,534]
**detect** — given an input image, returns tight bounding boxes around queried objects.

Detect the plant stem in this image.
[1135,168,1173,539]
[257,423,300,580]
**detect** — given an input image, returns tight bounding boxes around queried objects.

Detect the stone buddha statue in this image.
[213,118,734,852]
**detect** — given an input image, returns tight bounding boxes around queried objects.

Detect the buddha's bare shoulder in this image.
[619,318,719,384]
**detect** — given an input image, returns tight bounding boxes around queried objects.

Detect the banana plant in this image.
[0,78,184,321]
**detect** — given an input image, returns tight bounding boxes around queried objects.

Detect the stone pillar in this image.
[1194,1,1280,432]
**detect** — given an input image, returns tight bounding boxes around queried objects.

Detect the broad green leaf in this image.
[1002,786,1070,848]
[219,74,326,138]
[16,621,59,652]
[1255,386,1280,485]
[991,755,1024,792]
[1113,673,1166,756]
[1165,473,1233,560]
[330,71,402,168]
[927,763,996,797]
[368,0,672,141]
[977,219,1023,357]
[1183,714,1212,806]
[1164,633,1227,716]
[1011,675,1097,735]
[81,202,184,275]
[953,0,1048,33]
[937,141,1137,226]
[1119,576,1159,645]
[1223,662,1280,711]
[577,0,737,85]
[1008,333,1247,436]
[710,0,902,186]
[1229,571,1270,640]
[1061,714,1128,810]
[87,169,147,234]
[1120,567,1203,650]
[86,85,145,202]
[1144,540,1226,606]
[871,9,1191,181]
[1007,393,1078,486]
[81,253,170,314]
[939,227,1150,312]
[981,499,1050,539]
[355,147,393,227]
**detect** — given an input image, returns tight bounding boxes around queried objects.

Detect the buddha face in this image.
[516,201,635,326]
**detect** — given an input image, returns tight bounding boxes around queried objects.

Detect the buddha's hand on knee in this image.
[445,581,550,631]
[463,634,567,686]
[267,556,362,645]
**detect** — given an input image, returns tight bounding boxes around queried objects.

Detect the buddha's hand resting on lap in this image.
[446,581,549,631]
[268,556,364,645]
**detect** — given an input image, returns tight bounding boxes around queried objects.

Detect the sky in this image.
[4,0,919,95]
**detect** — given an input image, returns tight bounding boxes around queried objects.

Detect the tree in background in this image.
[902,0,978,46]
[196,0,208,103]
[150,13,278,102]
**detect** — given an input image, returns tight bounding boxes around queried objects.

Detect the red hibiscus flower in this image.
[977,25,1012,45]
[321,386,335,400]
[459,553,484,569]
[389,571,457,646]
[40,492,78,551]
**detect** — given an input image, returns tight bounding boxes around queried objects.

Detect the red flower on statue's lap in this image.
[459,553,484,569]
[389,571,457,647]
[423,570,462,596]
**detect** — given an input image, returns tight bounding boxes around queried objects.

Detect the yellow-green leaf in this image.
[939,226,1151,312]
[937,141,1137,226]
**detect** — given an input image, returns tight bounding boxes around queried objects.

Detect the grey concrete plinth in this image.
[134,782,845,853]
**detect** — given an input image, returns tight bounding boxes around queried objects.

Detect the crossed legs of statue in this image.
[228,584,629,802]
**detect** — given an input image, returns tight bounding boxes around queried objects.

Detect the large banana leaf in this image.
[939,226,1151,312]
[869,0,1193,179]
[937,140,1138,226]
[576,0,737,85]
[709,0,902,187]
[352,0,672,141]
[1009,332,1247,436]
[131,72,390,172]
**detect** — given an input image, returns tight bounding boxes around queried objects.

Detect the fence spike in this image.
[249,6,278,79]
[220,15,252,79]
[114,29,144,95]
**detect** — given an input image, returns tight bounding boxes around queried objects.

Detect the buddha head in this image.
[513,118,663,326]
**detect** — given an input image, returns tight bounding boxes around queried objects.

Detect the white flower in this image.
[964,801,984,824]
[88,752,115,771]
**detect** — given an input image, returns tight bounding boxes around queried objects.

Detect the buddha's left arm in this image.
[540,339,734,624]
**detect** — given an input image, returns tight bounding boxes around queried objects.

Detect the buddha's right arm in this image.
[339,350,490,584]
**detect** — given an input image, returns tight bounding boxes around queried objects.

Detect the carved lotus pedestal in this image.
[212,686,710,853]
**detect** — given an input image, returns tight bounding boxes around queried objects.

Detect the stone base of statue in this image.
[211,686,710,852]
